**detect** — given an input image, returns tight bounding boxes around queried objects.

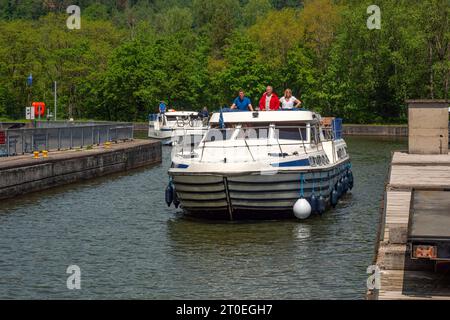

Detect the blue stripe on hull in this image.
[271,159,310,167]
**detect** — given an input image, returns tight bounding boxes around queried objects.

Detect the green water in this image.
[0,136,406,299]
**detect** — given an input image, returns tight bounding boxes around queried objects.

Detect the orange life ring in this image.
[32,102,46,117]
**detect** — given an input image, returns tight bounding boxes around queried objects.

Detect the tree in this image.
[210,33,272,105]
[242,0,272,26]
[154,6,193,34]
[193,0,240,53]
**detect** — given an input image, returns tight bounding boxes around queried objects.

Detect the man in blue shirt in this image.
[231,90,254,111]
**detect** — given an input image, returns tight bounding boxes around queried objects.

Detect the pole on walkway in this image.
[54,81,57,121]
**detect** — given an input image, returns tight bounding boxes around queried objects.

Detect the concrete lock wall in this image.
[343,125,408,136]
[0,140,161,200]
[407,100,449,154]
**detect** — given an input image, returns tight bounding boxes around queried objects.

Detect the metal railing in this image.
[0,123,133,157]
[173,124,336,163]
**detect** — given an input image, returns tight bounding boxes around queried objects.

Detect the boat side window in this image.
[237,127,270,140]
[310,127,319,144]
[275,127,307,140]
[322,128,333,140]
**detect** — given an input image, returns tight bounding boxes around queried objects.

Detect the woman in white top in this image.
[280,89,301,109]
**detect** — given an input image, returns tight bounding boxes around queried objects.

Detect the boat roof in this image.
[209,110,320,124]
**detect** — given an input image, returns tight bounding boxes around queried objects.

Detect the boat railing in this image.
[172,125,335,163]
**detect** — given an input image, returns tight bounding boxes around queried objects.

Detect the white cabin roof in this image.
[209,110,319,124]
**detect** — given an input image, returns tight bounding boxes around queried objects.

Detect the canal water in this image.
[0,136,406,299]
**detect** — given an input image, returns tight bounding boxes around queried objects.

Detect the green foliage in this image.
[242,0,273,26]
[0,0,448,123]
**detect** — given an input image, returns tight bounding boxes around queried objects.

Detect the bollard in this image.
[33,151,39,159]
[105,142,111,149]
[42,150,48,158]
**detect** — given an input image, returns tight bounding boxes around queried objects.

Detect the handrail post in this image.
[57,128,61,150]
[81,127,84,148]
[46,129,49,151]
[70,127,73,149]
[6,130,10,156]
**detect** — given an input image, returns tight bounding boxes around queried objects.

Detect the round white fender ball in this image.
[293,198,312,220]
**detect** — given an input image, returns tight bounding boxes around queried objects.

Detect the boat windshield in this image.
[205,123,311,142]
[274,127,307,141]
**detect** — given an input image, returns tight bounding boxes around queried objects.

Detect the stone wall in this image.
[0,140,161,200]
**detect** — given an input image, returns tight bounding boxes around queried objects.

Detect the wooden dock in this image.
[369,151,450,300]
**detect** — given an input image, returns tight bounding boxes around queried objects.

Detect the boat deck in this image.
[370,151,450,300]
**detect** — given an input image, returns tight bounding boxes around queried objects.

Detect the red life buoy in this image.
[32,102,46,117]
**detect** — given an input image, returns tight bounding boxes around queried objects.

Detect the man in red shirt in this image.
[258,86,280,111]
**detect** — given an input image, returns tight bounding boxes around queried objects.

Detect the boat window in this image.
[322,129,333,140]
[275,127,307,140]
[204,129,236,142]
[236,128,269,140]
[166,116,176,120]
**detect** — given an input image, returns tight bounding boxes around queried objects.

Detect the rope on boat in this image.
[318,171,322,196]
[312,172,315,195]
[300,173,305,198]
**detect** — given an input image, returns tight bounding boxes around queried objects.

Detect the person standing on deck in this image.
[199,107,209,118]
[258,86,280,111]
[159,101,167,114]
[280,89,302,109]
[231,90,254,111]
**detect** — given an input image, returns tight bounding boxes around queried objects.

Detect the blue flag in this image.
[219,108,225,129]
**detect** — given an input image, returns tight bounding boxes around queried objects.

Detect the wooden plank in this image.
[392,151,450,165]
[390,165,450,188]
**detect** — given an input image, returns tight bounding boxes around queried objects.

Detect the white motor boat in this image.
[166,109,353,220]
[148,110,208,145]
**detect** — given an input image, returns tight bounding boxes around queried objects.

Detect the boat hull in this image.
[169,160,351,219]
